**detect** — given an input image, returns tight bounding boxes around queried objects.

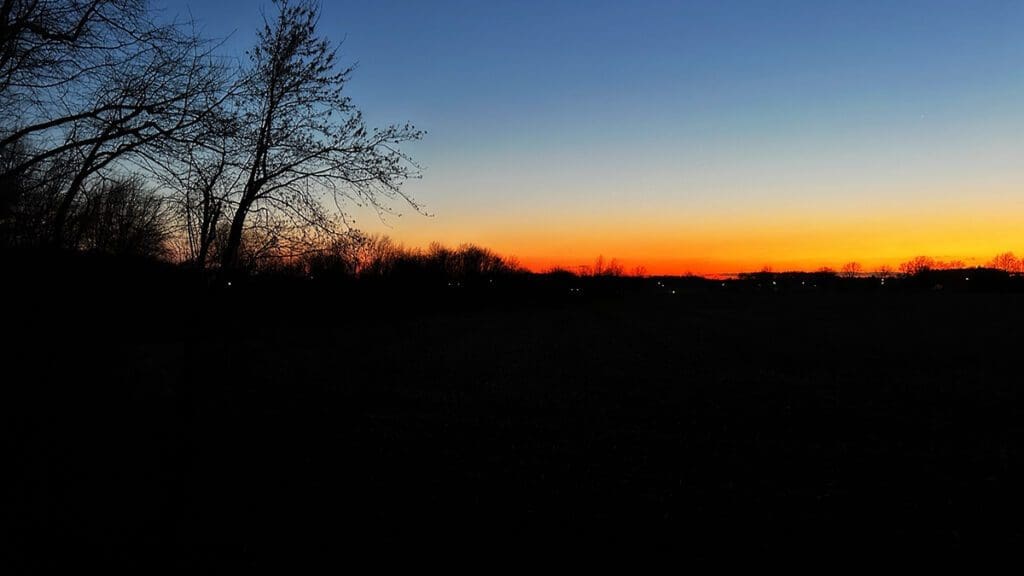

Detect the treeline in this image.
[748,254,1024,280]
[253,235,524,283]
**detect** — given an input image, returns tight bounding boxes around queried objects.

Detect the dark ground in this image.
[6,253,1024,567]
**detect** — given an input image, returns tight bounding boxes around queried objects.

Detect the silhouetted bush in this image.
[71,175,171,258]
[0,146,74,248]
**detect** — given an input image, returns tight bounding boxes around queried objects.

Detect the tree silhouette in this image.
[146,111,240,269]
[899,256,935,275]
[1,1,135,110]
[0,0,229,247]
[988,252,1021,273]
[219,0,423,273]
[898,255,965,275]
[840,261,862,278]
[73,174,170,258]
[581,255,623,277]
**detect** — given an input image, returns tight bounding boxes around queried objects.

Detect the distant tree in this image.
[219,0,423,272]
[840,261,863,278]
[302,231,366,279]
[452,244,518,279]
[346,236,518,282]
[988,252,1021,273]
[875,265,895,278]
[899,256,936,275]
[896,256,965,274]
[356,234,402,277]
[583,255,623,277]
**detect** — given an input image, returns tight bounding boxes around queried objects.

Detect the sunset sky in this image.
[165,0,1024,275]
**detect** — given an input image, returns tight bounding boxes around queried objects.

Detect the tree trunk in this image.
[220,197,250,272]
[196,225,211,269]
[51,168,90,248]
[195,202,218,269]
[196,233,210,269]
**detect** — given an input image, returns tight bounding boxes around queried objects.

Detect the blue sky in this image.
[161,0,1024,273]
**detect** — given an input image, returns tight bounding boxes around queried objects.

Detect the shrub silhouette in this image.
[72,175,170,258]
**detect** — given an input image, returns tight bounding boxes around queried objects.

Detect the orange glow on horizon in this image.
[362,184,1024,277]
[442,219,1016,277]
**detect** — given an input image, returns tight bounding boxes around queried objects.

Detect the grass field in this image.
[8,260,1024,566]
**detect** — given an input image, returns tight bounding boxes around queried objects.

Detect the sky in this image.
[162,0,1024,275]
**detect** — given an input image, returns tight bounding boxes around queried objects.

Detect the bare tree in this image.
[0,1,139,109]
[219,0,423,272]
[356,234,402,277]
[301,230,366,278]
[73,174,170,257]
[0,0,231,246]
[0,140,74,245]
[899,256,935,275]
[146,109,241,268]
[840,261,862,278]
[581,255,623,277]
[988,252,1021,273]
[898,256,964,275]
[177,146,231,268]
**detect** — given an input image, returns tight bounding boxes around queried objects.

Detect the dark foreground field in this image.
[7,257,1024,567]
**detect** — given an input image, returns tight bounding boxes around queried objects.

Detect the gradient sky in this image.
[163,0,1024,275]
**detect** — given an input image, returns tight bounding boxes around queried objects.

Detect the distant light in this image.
[227,281,232,287]
[772,281,777,286]
[671,290,676,295]
[965,277,970,281]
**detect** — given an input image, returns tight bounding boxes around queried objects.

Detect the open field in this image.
[7,257,1024,566]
